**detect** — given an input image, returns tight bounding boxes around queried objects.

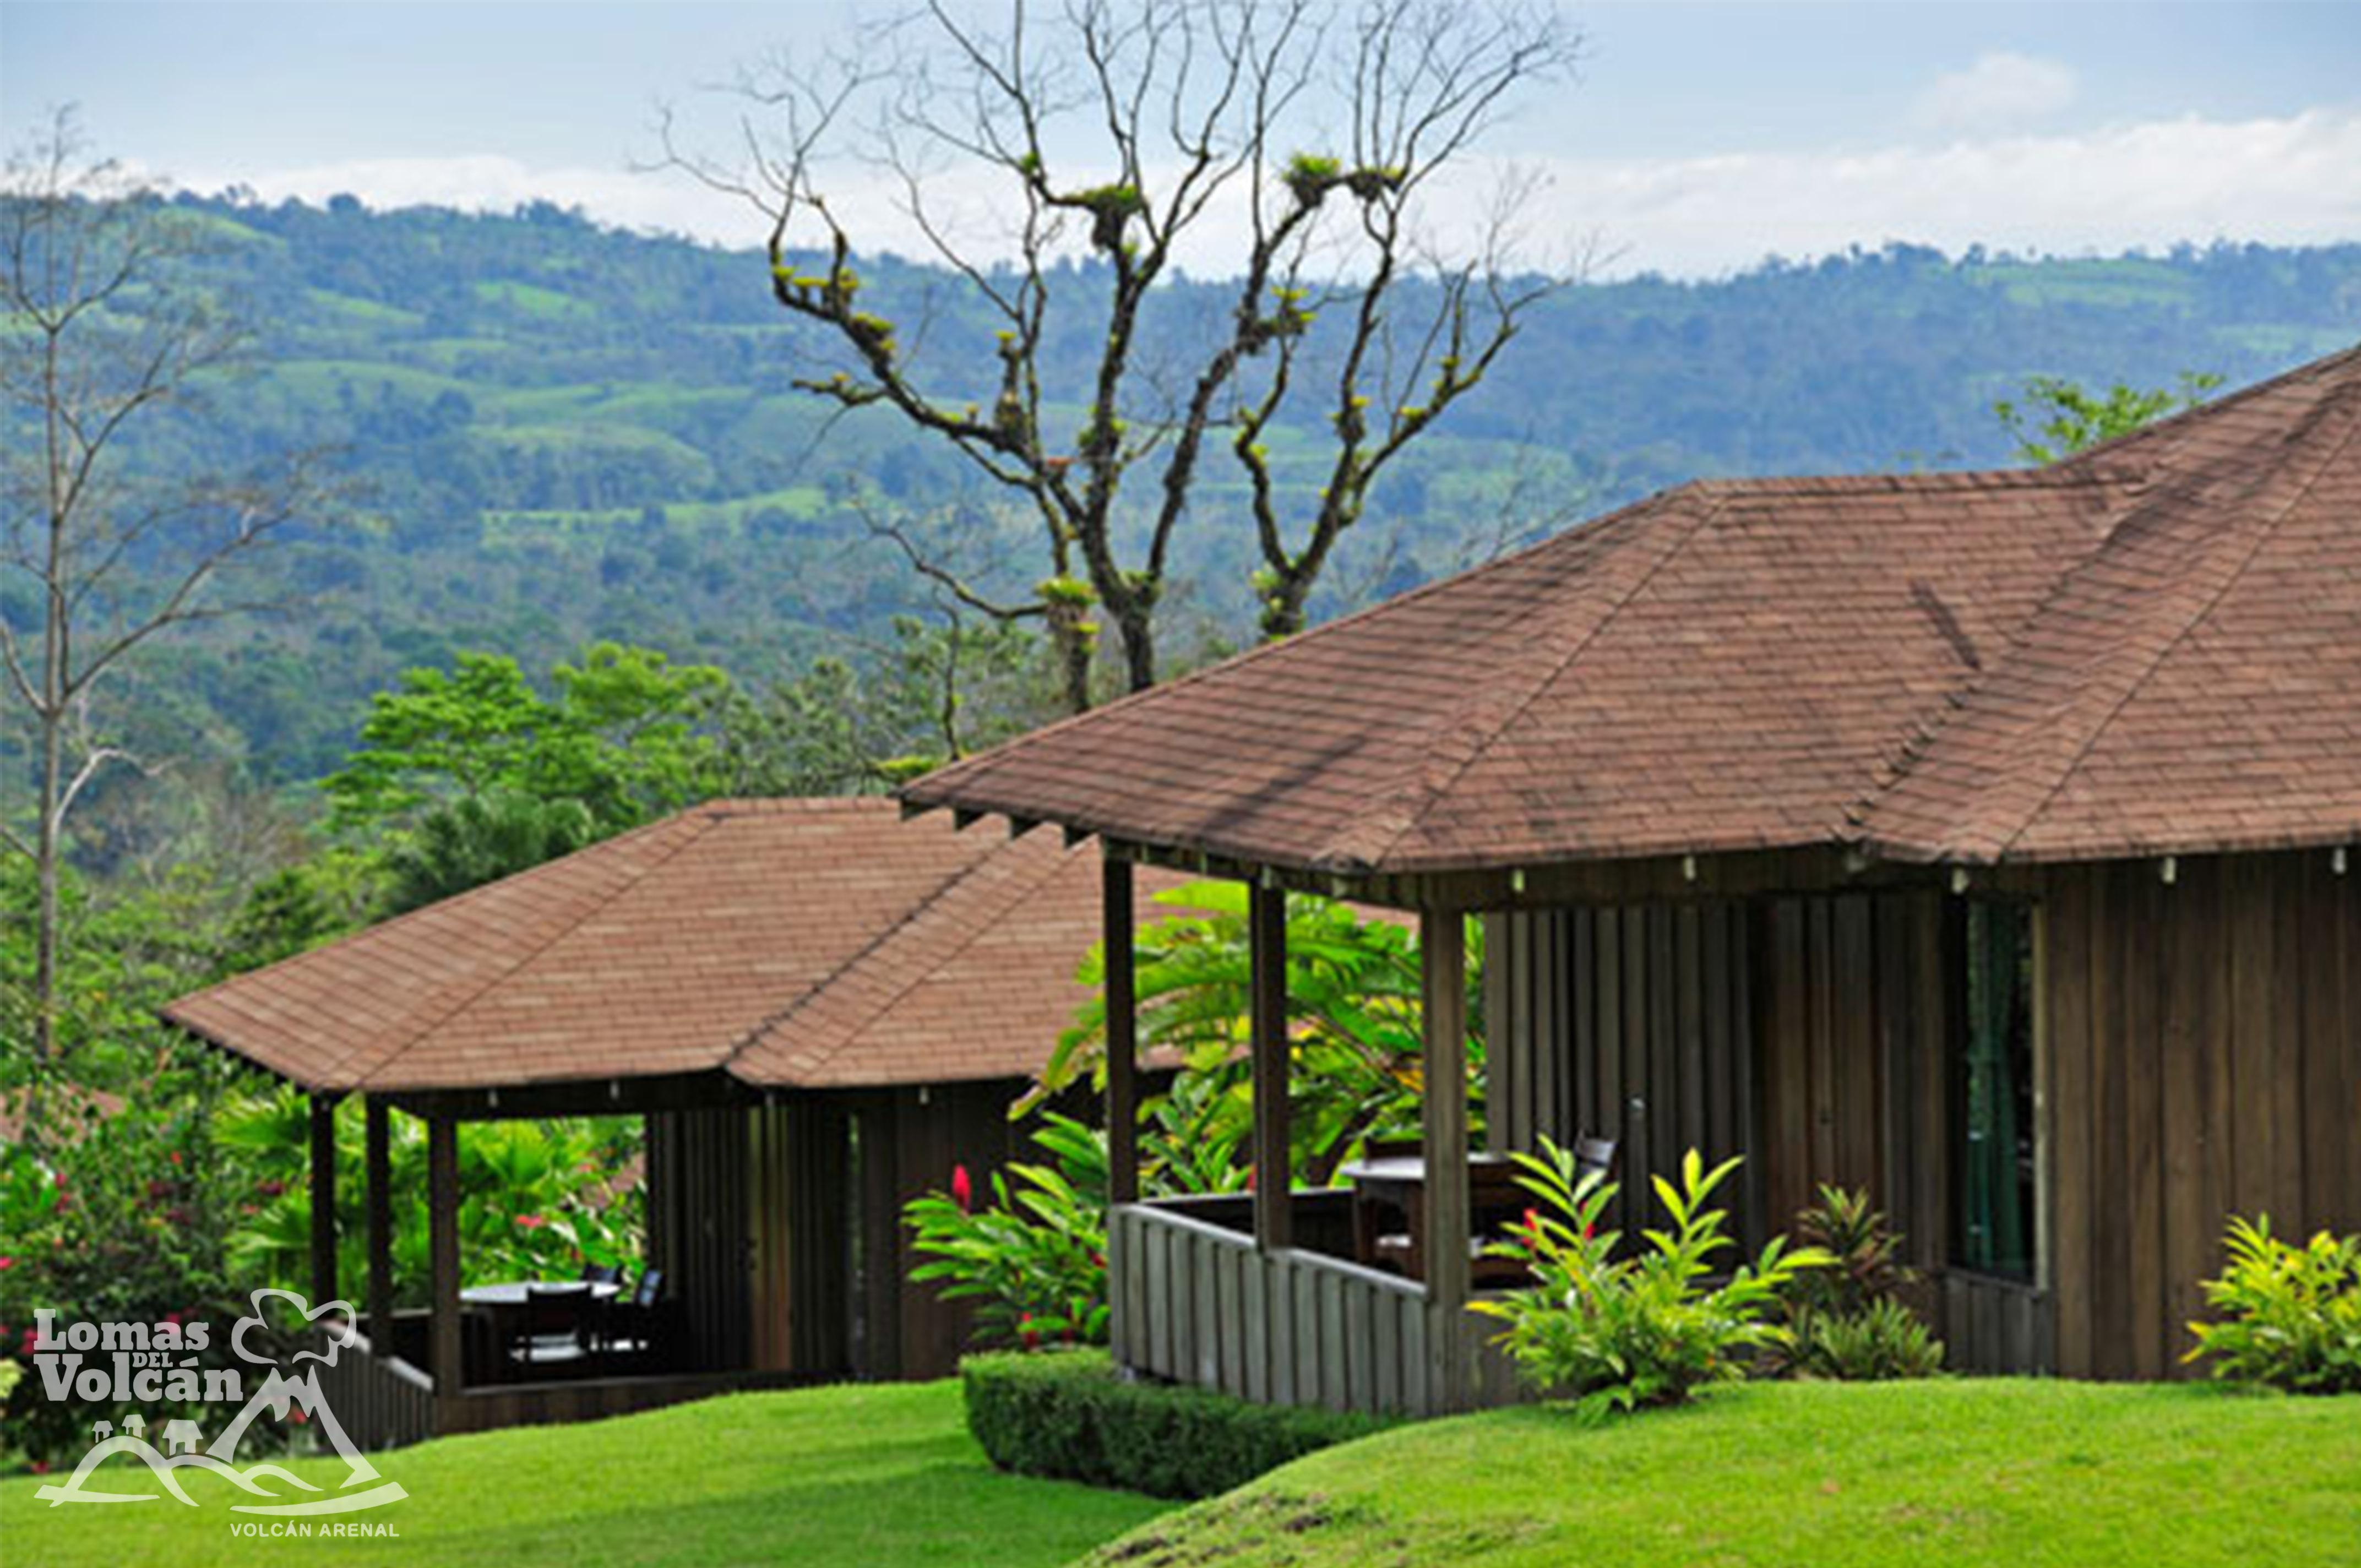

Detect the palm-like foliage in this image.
[215,1091,643,1305]
[1047,881,1483,1188]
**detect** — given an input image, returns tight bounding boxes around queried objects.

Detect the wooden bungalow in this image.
[900,345,2361,1415]
[165,797,1176,1447]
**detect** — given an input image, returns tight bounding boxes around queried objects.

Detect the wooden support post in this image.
[308,1093,340,1309]
[1421,907,1471,1413]
[366,1097,394,1354]
[1104,856,1139,1207]
[1250,881,1291,1251]
[427,1115,462,1399]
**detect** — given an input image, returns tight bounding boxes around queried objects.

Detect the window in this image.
[1955,900,2036,1279]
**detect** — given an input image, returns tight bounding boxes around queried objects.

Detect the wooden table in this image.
[1334,1153,1517,1280]
[460,1281,619,1379]
[460,1281,619,1309]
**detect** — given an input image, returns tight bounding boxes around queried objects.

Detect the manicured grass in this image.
[1080,1379,2361,1568]
[1,1381,1169,1568]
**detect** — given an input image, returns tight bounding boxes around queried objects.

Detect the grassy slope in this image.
[1082,1380,2361,1568]
[0,1381,1167,1568]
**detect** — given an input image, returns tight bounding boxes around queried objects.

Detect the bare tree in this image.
[664,0,1577,706]
[1,110,334,1081]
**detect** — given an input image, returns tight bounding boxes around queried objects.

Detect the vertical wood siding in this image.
[1491,889,2053,1374]
[747,1099,855,1377]
[645,1107,752,1371]
[1486,901,1764,1246]
[2039,852,2358,1379]
[848,1080,1025,1380]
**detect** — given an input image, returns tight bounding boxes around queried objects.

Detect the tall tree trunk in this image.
[1116,607,1156,696]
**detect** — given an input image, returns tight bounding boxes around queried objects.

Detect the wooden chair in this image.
[511,1282,592,1374]
[597,1267,667,1364]
[1468,1159,1537,1288]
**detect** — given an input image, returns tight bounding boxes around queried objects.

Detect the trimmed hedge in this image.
[961,1348,1390,1499]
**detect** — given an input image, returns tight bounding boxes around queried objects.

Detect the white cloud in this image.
[1525,107,2361,277]
[1911,52,2079,135]
[181,107,2361,281]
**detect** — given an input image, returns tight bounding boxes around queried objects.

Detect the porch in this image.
[1089,854,2059,1418]
[296,1082,824,1451]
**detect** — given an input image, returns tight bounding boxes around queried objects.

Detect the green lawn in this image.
[1080,1379,2361,1568]
[1,1381,1168,1568]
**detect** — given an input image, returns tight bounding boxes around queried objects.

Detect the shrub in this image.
[2185,1216,2361,1394]
[962,1348,1385,1499]
[1798,1297,1946,1381]
[1472,1141,1827,1420]
[1772,1184,1945,1380]
[907,1116,1111,1349]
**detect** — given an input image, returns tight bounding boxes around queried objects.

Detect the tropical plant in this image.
[381,792,597,913]
[0,1063,266,1469]
[1796,1297,1945,1381]
[1473,1141,1828,1420]
[906,1115,1112,1350]
[1048,881,1483,1186]
[2184,1215,2361,1395]
[1771,1184,1944,1380]
[213,1090,644,1304]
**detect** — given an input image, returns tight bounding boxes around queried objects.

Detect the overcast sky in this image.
[6,1,2358,277]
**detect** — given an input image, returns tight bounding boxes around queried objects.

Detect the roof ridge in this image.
[1977,387,2361,859]
[897,481,1711,831]
[716,826,1052,1081]
[1341,485,1729,874]
[346,810,727,1090]
[2049,337,2361,475]
[1836,473,2144,850]
[1861,376,2361,862]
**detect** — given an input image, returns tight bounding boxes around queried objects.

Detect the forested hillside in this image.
[23,193,2361,790]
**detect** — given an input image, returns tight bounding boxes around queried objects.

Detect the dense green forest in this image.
[12,193,2361,808]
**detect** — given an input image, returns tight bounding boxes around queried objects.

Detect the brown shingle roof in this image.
[903,344,2361,873]
[165,799,1172,1094]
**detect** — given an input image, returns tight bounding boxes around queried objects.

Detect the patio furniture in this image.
[458,1280,618,1379]
[1337,1151,1525,1283]
[596,1268,669,1363]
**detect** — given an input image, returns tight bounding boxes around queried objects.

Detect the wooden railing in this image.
[1109,1197,1521,1419]
[318,1328,437,1452]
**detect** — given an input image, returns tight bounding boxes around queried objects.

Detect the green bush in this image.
[1472,1141,1829,1420]
[1774,1185,1945,1380]
[906,1116,1111,1349]
[1799,1297,1946,1381]
[2185,1215,2361,1394]
[961,1348,1386,1499]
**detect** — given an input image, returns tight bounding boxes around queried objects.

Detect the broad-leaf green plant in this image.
[1473,1141,1828,1419]
[2185,1215,2361,1394]
[906,1115,1112,1350]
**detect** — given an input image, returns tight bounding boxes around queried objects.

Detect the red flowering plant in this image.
[1472,1140,1829,1422]
[0,1076,259,1472]
[905,1114,1112,1351]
